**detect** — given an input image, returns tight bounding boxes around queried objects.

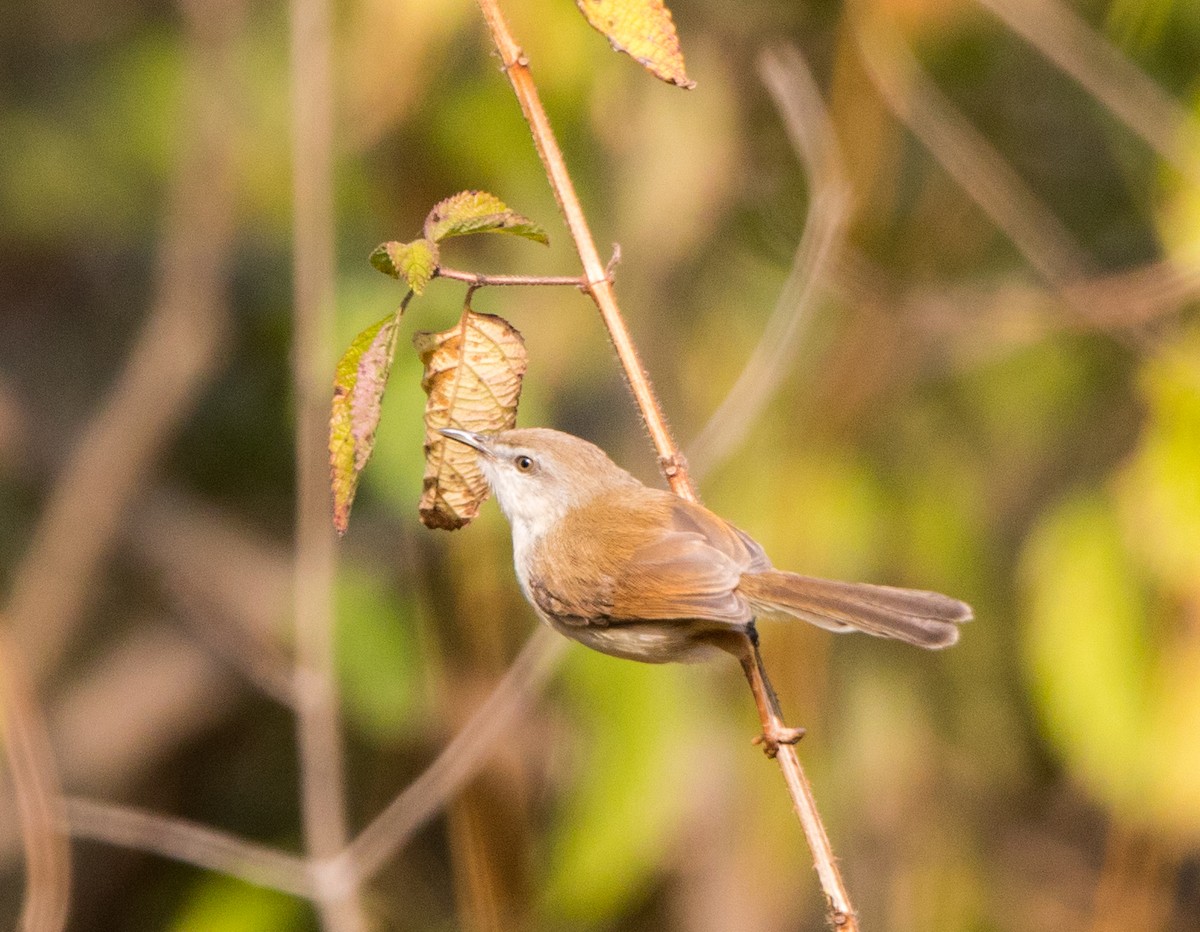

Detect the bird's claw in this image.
[752,724,806,758]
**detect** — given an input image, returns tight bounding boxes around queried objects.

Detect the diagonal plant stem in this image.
[342,625,566,882]
[974,0,1200,186]
[475,0,696,499]
[289,0,365,926]
[688,44,851,481]
[851,1,1092,288]
[0,633,71,932]
[473,2,859,928]
[850,2,1167,362]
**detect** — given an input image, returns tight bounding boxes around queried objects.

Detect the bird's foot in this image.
[752,723,806,758]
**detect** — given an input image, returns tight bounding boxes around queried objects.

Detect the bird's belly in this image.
[546,615,730,664]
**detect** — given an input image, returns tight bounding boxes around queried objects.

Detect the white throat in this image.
[480,459,572,566]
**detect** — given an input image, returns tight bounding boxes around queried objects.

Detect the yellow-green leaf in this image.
[423,190,549,245]
[330,313,401,535]
[575,0,695,89]
[414,310,527,530]
[369,238,437,294]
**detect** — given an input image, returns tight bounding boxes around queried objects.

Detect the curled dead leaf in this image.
[414,311,528,529]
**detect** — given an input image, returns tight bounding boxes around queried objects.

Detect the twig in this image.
[688,44,851,480]
[474,4,858,928]
[475,0,696,502]
[974,0,1200,187]
[0,632,71,932]
[850,2,1167,359]
[436,267,588,288]
[734,630,857,929]
[289,0,365,926]
[65,797,312,898]
[851,1,1091,288]
[343,625,566,883]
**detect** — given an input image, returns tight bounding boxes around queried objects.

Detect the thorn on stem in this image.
[752,725,806,758]
[657,450,688,479]
[605,243,622,280]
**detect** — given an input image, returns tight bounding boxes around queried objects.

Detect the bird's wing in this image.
[663,497,772,573]
[604,495,762,625]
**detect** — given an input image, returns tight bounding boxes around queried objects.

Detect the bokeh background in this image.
[2,0,1199,929]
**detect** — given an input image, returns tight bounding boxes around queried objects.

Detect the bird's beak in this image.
[438,427,494,457]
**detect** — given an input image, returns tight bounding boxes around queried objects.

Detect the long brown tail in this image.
[738,570,972,649]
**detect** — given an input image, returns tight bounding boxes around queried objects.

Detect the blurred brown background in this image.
[2,0,1199,929]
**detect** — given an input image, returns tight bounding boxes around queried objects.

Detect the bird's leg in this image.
[736,624,804,758]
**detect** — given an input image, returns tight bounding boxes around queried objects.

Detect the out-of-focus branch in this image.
[65,798,311,898]
[0,633,70,932]
[688,44,851,480]
[0,627,242,868]
[135,492,296,706]
[974,0,1200,187]
[343,625,566,883]
[475,0,696,501]
[289,0,364,925]
[851,3,1092,288]
[850,5,1181,360]
[2,0,240,688]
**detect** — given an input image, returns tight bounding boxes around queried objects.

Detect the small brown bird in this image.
[441,427,972,748]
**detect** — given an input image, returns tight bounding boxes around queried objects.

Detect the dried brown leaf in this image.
[414,311,527,530]
[576,0,696,89]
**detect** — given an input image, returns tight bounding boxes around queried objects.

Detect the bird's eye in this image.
[514,454,534,472]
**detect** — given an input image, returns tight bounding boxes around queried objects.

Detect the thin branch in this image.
[688,44,851,480]
[684,49,860,916]
[475,0,696,501]
[0,628,242,867]
[65,798,312,899]
[436,267,588,288]
[974,0,1200,187]
[851,2,1092,288]
[775,745,857,929]
[472,5,858,930]
[735,632,857,929]
[0,632,71,932]
[343,625,566,883]
[289,0,365,925]
[850,3,1168,358]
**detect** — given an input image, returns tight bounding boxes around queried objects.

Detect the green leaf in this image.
[369,238,437,295]
[575,0,696,89]
[423,190,549,245]
[540,651,696,923]
[336,565,423,743]
[330,313,402,535]
[170,875,305,932]
[1020,493,1152,817]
